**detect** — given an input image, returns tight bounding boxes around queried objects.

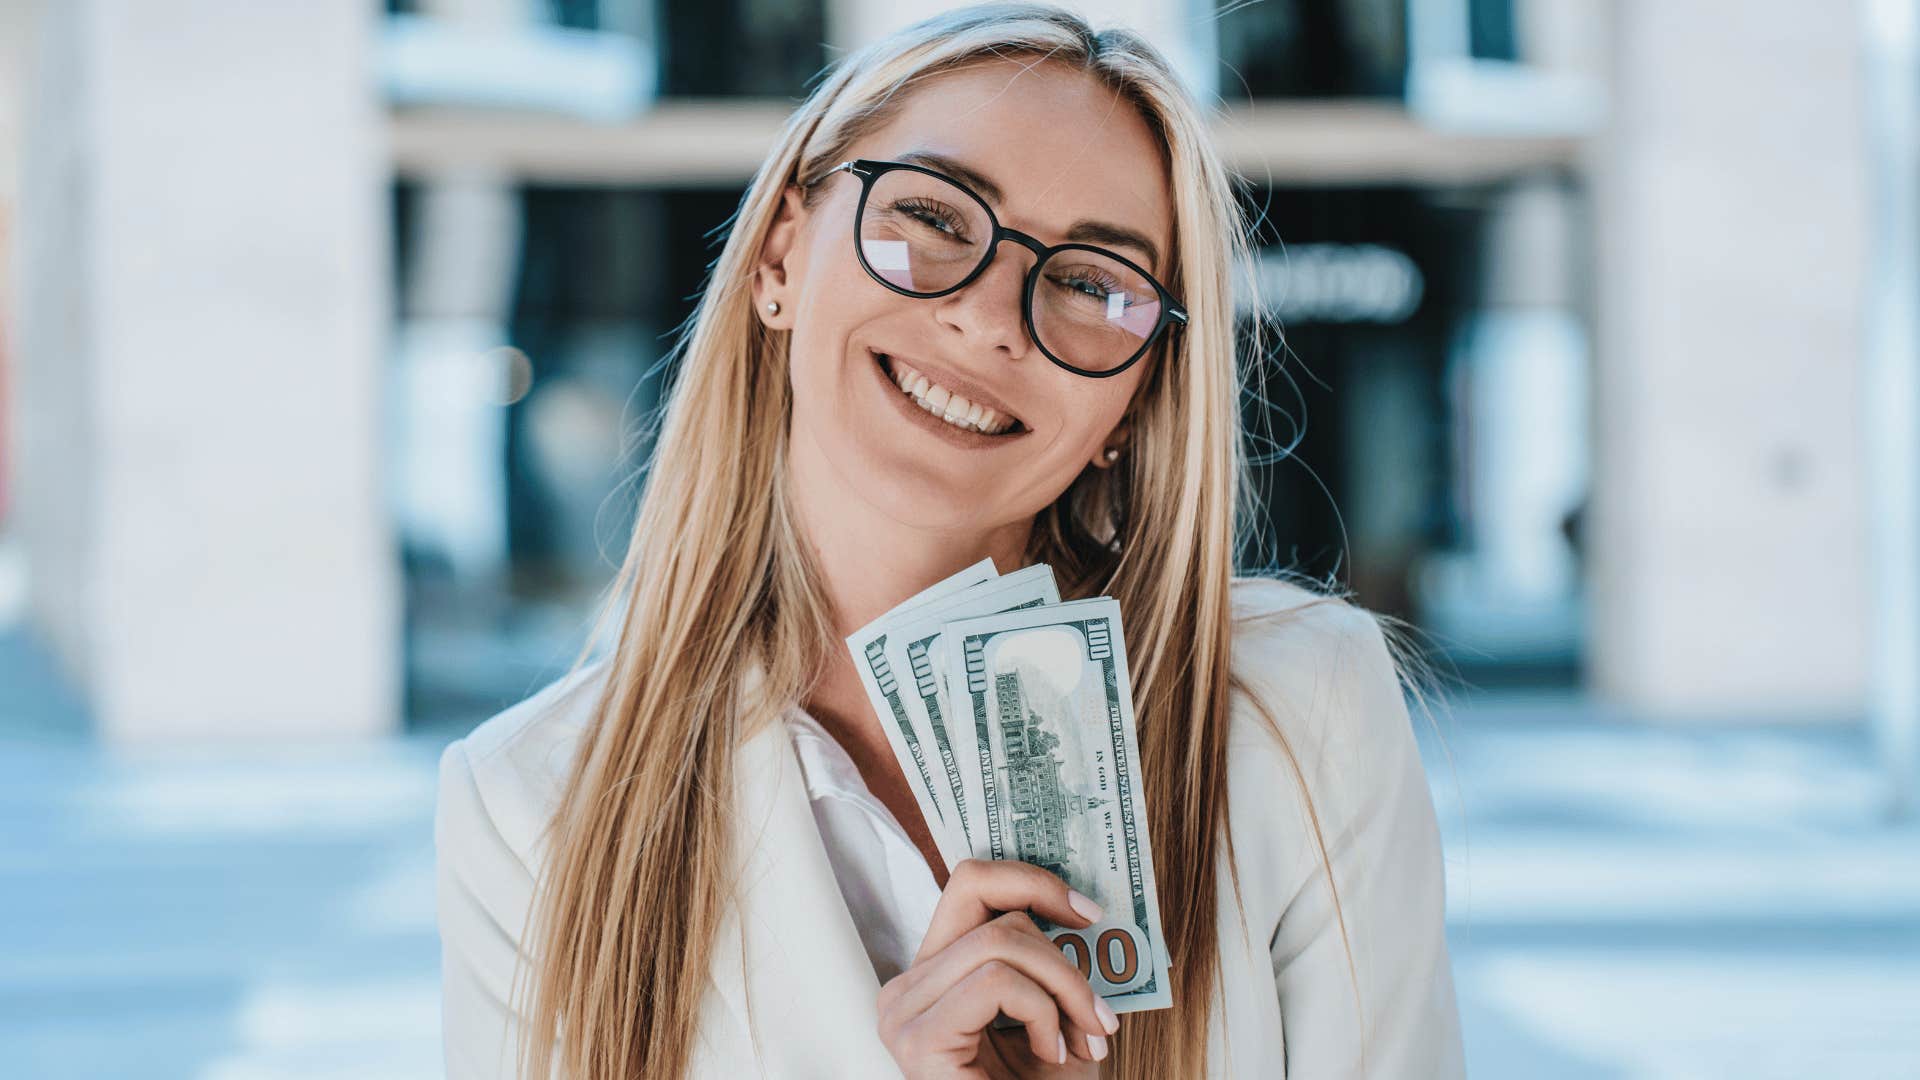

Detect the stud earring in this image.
[1104,447,1120,463]
[766,300,781,315]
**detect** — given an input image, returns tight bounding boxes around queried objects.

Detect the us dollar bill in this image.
[940,596,1173,1014]
[879,564,1060,861]
[842,557,998,868]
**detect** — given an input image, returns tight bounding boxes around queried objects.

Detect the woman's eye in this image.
[894,200,966,238]
[1054,272,1122,302]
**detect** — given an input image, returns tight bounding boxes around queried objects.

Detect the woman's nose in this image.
[937,236,1038,354]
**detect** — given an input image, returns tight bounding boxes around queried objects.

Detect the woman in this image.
[434,4,1465,1077]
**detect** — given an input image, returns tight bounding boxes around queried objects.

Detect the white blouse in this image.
[782,705,943,985]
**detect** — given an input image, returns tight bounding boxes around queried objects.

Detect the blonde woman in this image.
[433,4,1464,1077]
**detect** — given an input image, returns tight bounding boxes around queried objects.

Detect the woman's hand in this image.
[877,858,1123,1078]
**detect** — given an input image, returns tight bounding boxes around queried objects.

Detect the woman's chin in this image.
[822,435,1013,529]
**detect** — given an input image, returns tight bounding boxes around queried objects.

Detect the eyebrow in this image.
[895,149,1165,274]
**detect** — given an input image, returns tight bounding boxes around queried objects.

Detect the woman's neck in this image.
[785,438,1032,645]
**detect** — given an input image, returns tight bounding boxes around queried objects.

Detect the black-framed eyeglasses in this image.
[806,158,1187,379]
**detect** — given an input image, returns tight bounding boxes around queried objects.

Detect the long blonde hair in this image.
[514,4,1379,1075]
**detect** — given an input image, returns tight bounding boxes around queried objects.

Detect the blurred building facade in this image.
[0,0,1908,772]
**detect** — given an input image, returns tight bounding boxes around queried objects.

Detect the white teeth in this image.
[879,353,1017,435]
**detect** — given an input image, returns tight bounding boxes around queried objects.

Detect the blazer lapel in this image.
[703,706,903,1076]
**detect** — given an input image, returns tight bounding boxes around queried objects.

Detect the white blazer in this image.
[434,578,1466,1078]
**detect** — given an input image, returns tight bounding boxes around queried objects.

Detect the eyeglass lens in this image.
[858,167,1165,373]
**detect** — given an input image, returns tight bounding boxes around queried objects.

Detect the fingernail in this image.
[1095,997,1120,1035]
[1087,1033,1109,1060]
[1056,1032,1067,1065]
[1067,889,1103,922]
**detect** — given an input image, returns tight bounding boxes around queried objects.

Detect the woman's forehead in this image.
[859,60,1173,268]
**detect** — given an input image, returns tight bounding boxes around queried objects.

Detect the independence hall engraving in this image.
[994,671,1107,877]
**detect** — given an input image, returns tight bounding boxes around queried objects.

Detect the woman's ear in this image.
[1091,415,1132,470]
[754,183,808,329]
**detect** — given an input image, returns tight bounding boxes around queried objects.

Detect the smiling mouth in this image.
[872,350,1028,436]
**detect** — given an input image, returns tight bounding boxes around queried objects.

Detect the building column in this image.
[1586,2,1871,719]
[12,0,398,741]
[1863,0,1920,814]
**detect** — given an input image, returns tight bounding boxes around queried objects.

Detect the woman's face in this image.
[756,58,1175,535]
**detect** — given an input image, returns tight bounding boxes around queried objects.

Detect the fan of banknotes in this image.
[844,557,1172,1015]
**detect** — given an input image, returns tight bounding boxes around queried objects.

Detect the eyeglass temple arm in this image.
[800,160,857,187]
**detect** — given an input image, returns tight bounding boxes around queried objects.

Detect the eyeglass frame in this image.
[805,157,1188,379]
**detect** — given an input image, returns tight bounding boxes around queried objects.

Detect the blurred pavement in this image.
[0,626,454,1080]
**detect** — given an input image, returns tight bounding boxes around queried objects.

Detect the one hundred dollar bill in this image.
[842,557,998,868]
[879,563,1060,861]
[939,596,1173,1014]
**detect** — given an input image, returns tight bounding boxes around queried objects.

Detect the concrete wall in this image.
[1589,2,1871,718]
